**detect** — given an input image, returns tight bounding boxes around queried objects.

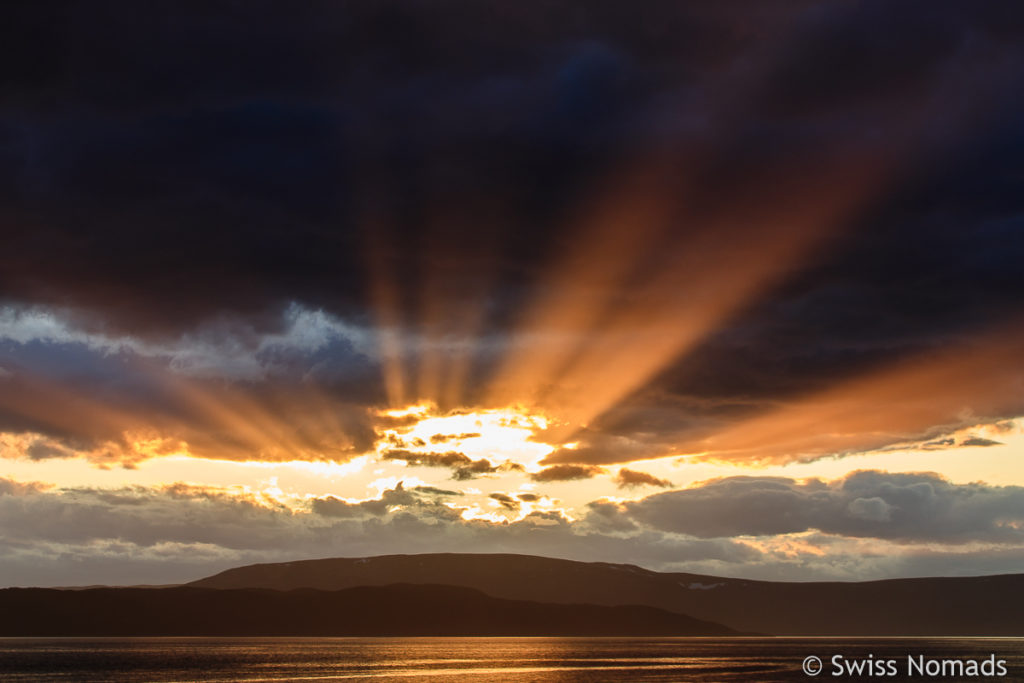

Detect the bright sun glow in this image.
[379,403,434,419]
[375,403,557,471]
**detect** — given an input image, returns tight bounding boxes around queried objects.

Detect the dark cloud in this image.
[2,0,1020,337]
[761,1,964,115]
[378,449,523,480]
[0,1,667,335]
[516,493,540,502]
[24,439,74,461]
[584,500,639,534]
[381,449,474,469]
[961,436,1004,448]
[429,433,481,444]
[531,464,606,482]
[453,460,525,481]
[625,471,1024,543]
[313,482,421,518]
[615,468,672,489]
[412,485,462,497]
[913,433,1004,451]
[489,492,520,511]
[1,0,1024,468]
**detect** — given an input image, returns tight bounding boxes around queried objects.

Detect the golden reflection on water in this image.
[1,637,1023,682]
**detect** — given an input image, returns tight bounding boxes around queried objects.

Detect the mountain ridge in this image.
[189,553,1024,636]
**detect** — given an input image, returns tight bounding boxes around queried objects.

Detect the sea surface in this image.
[1,637,1022,682]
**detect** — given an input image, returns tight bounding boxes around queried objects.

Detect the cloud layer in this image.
[625,471,1024,543]
[3,469,1024,586]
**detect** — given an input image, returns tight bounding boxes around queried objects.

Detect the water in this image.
[1,637,1022,682]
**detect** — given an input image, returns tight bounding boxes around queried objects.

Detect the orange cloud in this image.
[682,326,1024,465]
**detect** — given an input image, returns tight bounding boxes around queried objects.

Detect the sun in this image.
[375,403,557,471]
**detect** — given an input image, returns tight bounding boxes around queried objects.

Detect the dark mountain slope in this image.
[0,583,738,636]
[189,553,1024,636]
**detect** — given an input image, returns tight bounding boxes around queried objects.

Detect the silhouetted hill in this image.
[190,553,1024,636]
[0,583,737,636]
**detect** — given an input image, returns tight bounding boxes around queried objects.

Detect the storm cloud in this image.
[0,1,1022,467]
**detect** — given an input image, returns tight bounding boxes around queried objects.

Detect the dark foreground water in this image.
[1,637,1022,682]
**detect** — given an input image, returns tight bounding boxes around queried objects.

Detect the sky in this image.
[2,1,1024,586]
